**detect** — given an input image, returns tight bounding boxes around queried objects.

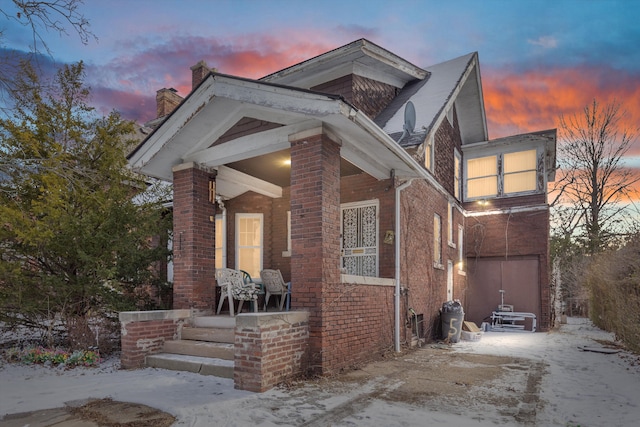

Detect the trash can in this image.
[441,300,464,343]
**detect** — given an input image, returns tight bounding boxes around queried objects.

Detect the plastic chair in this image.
[215,268,259,316]
[260,269,290,311]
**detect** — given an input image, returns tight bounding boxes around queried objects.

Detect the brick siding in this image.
[234,312,309,392]
[119,310,190,369]
[172,164,216,310]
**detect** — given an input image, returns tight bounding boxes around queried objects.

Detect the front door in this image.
[341,200,378,277]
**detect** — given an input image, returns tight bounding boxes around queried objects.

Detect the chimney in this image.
[156,88,183,118]
[190,60,215,90]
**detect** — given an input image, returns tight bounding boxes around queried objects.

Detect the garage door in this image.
[466,258,540,326]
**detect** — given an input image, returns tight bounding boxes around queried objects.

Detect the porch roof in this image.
[128,72,431,198]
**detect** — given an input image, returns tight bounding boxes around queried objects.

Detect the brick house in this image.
[127,39,556,378]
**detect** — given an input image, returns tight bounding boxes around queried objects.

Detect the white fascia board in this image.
[350,110,430,179]
[184,119,321,166]
[428,54,487,145]
[211,75,343,116]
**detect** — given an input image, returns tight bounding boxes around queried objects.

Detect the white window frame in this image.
[235,213,263,278]
[425,134,434,172]
[447,202,455,247]
[464,148,540,201]
[454,149,461,200]
[282,210,291,257]
[215,214,226,269]
[434,213,442,268]
[457,224,465,275]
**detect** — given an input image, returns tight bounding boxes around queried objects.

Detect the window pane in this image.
[215,216,224,269]
[236,214,262,279]
[504,150,536,173]
[467,156,496,178]
[467,176,498,198]
[238,217,261,246]
[504,171,537,193]
[238,248,261,278]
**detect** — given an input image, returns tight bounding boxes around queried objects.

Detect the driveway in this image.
[1,318,639,426]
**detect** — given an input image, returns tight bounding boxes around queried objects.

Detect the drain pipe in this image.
[395,178,414,353]
[215,195,227,267]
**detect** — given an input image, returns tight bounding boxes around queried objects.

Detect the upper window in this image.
[467,155,498,198]
[465,149,538,200]
[425,134,434,172]
[504,150,537,194]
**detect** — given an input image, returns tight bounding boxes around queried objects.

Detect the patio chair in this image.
[260,269,290,311]
[216,268,259,316]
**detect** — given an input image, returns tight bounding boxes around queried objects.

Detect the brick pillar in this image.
[172,162,216,311]
[289,130,341,375]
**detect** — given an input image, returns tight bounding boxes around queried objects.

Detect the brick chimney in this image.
[190,60,215,90]
[156,88,183,118]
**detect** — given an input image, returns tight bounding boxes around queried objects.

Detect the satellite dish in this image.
[403,101,416,134]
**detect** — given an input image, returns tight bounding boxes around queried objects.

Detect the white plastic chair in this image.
[216,268,259,316]
[260,269,290,311]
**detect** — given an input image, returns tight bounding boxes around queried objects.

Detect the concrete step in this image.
[146,353,234,379]
[192,316,236,329]
[163,339,234,360]
[181,326,234,343]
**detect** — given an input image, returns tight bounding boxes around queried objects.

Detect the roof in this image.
[127,39,491,199]
[379,52,488,146]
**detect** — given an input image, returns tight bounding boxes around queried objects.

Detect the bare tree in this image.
[1,0,95,55]
[551,99,639,253]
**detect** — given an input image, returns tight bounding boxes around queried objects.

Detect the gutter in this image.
[395,178,414,352]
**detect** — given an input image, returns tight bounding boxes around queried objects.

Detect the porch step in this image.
[191,316,236,329]
[146,353,234,379]
[163,339,234,360]
[181,326,234,344]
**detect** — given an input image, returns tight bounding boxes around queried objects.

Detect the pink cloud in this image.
[483,65,640,141]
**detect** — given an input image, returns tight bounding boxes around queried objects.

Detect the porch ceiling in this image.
[128,73,429,199]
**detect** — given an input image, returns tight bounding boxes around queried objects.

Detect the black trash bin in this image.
[441,300,464,343]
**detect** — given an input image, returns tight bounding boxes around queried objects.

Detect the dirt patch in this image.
[266,345,547,426]
[1,398,175,427]
[69,398,175,427]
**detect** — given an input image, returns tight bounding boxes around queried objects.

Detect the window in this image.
[341,201,379,277]
[215,214,226,269]
[465,149,539,200]
[235,213,263,279]
[447,202,454,246]
[434,214,442,267]
[425,134,434,172]
[466,155,498,198]
[283,211,291,257]
[454,150,461,200]
[504,150,537,194]
[458,225,465,273]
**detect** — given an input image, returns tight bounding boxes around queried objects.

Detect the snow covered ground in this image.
[1,317,639,426]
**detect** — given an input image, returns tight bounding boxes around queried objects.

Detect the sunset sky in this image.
[3,0,639,164]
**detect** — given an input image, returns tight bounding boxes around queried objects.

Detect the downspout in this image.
[215,195,227,267]
[395,177,414,353]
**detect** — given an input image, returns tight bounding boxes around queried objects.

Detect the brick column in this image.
[172,162,216,311]
[289,130,341,375]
